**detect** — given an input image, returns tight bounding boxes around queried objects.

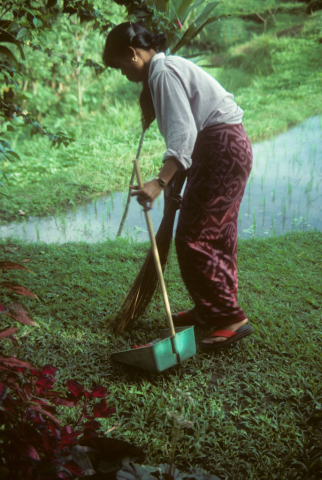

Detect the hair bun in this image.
[151,33,167,53]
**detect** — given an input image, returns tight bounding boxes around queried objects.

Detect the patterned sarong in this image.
[175,123,253,326]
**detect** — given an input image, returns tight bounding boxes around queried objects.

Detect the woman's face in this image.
[113,50,143,82]
[112,47,153,83]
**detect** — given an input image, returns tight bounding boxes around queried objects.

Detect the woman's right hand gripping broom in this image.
[130,179,163,211]
[130,157,180,211]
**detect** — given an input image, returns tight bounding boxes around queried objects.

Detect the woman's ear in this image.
[128,46,138,61]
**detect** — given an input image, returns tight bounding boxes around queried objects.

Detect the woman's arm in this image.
[130,156,179,211]
[153,70,197,170]
[131,70,197,210]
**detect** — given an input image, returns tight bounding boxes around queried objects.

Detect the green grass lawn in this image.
[1,231,322,479]
[1,12,322,223]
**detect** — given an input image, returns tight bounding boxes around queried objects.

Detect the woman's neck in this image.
[139,48,156,82]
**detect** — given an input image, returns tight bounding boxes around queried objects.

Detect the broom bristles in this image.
[111,171,187,334]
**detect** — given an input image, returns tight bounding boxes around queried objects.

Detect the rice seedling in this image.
[82,221,93,241]
[60,214,67,232]
[253,208,257,235]
[35,224,40,242]
[262,195,266,226]
[288,180,292,196]
[282,198,287,229]
[310,143,317,161]
[275,163,280,183]
[247,177,253,212]
[132,226,147,241]
[305,179,314,194]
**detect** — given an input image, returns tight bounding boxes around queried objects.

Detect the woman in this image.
[103,22,253,348]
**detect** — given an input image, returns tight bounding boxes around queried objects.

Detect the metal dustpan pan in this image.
[111,160,196,373]
[111,326,196,373]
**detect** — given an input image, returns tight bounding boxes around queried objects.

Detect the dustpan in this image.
[111,160,196,373]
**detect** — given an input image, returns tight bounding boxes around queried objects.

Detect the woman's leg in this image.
[175,123,253,342]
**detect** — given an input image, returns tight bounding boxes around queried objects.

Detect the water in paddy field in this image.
[1,116,321,244]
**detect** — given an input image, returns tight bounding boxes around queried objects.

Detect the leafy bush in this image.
[0,364,116,479]
[221,34,276,76]
[302,9,322,38]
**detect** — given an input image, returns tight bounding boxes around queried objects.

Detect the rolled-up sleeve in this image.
[150,71,197,170]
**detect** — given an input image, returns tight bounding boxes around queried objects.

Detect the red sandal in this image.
[201,325,253,349]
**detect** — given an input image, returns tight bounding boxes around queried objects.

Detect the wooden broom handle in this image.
[133,160,176,337]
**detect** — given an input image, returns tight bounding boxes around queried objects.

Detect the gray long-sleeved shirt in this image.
[148,52,244,170]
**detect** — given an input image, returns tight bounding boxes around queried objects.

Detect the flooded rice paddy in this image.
[1,115,321,243]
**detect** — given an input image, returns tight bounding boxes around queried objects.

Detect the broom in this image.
[111,131,187,334]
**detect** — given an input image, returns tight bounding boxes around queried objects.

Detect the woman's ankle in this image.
[224,318,248,330]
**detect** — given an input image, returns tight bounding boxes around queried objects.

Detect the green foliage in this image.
[0,2,76,194]
[0,232,321,479]
[0,0,129,199]
[221,34,276,76]
[302,8,322,37]
[214,0,307,15]
[192,1,308,52]
[114,0,222,53]
[209,17,252,49]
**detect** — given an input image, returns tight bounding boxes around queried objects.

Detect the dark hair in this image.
[102,22,167,129]
[102,22,167,68]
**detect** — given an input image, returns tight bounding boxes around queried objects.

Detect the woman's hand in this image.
[130,179,163,211]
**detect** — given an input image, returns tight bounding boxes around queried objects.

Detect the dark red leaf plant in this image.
[0,259,38,373]
[0,260,38,363]
[0,260,116,478]
[0,364,116,479]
